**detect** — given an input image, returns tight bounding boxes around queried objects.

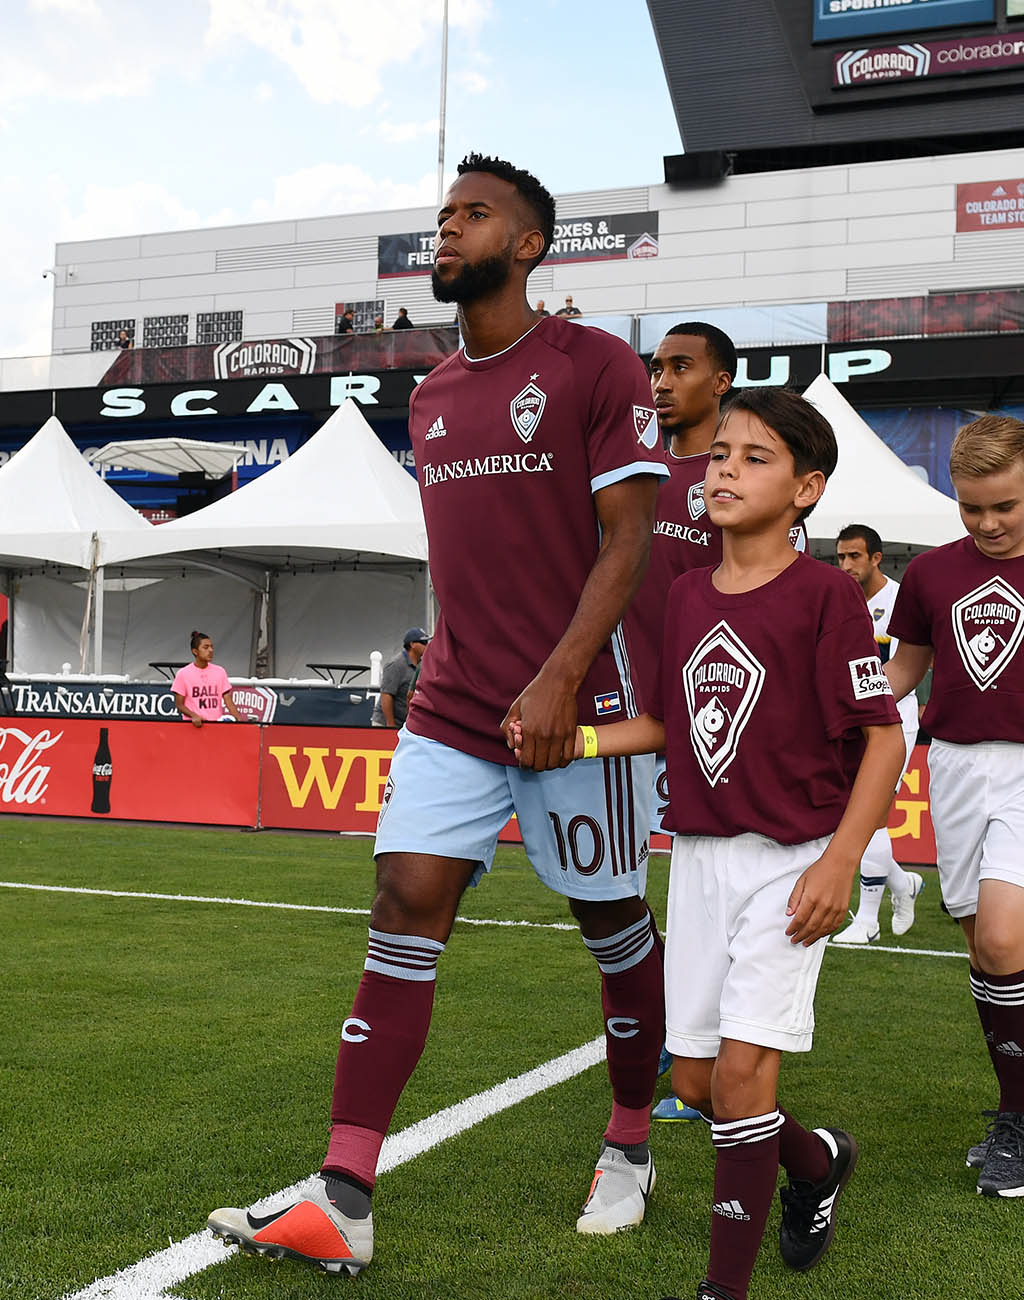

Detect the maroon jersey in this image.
[406,316,668,764]
[890,536,1024,744]
[650,553,900,844]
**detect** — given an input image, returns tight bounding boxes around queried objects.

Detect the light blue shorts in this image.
[375,728,655,901]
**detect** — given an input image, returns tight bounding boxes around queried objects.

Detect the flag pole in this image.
[437,0,449,207]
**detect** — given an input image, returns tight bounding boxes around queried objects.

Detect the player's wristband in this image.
[580,725,599,759]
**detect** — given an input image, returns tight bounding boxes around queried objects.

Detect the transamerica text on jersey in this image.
[420,451,555,486]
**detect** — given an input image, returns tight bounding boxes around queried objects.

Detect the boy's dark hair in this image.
[190,629,209,652]
[837,522,883,558]
[456,153,556,269]
[666,321,738,381]
[721,387,837,522]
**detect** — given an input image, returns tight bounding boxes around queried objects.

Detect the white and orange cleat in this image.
[208,1176,372,1276]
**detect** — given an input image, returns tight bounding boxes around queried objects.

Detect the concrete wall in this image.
[51,144,1024,354]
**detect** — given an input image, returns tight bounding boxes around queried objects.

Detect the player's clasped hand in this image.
[501,667,579,770]
[785,854,853,946]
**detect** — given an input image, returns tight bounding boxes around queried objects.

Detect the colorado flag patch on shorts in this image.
[595,691,622,715]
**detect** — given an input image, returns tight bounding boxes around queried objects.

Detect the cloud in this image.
[211,162,437,225]
[372,118,441,144]
[0,1,199,106]
[205,0,490,107]
[255,80,275,102]
[458,70,488,94]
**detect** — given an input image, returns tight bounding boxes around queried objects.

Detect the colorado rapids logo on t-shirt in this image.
[952,576,1024,691]
[683,621,766,786]
[687,481,707,521]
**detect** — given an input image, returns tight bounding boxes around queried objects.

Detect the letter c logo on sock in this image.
[607,1016,639,1039]
[341,1016,372,1043]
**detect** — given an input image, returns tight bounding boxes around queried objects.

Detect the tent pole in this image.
[425,564,435,636]
[93,566,104,675]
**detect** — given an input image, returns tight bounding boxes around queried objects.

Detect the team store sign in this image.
[0,719,937,861]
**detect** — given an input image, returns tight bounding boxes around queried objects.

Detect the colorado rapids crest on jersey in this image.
[683,621,766,787]
[952,575,1024,691]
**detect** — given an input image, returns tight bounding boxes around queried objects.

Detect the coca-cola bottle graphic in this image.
[91,727,112,814]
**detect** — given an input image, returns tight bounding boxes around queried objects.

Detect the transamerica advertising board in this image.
[814,0,994,43]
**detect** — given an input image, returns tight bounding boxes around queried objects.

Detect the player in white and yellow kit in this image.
[832,524,924,944]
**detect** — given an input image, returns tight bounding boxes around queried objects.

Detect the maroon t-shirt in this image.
[890,535,1024,744]
[406,316,668,764]
[650,553,900,844]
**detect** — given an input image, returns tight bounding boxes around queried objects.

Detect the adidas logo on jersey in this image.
[997,1040,1024,1057]
[712,1199,750,1221]
[425,416,448,440]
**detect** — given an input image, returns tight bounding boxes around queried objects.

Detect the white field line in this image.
[0,881,972,955]
[59,1035,606,1300]
[0,880,577,931]
[829,940,967,959]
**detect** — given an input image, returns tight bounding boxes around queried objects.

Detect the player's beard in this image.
[431,242,515,304]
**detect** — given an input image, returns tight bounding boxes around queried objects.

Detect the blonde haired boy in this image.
[887,413,1024,1198]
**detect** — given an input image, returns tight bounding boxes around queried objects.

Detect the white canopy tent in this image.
[92,437,248,479]
[802,374,965,551]
[96,400,431,678]
[0,417,155,673]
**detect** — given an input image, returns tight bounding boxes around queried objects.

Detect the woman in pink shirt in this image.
[172,630,254,727]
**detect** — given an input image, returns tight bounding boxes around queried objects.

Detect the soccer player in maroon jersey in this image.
[208,155,669,1274]
[519,388,905,1300]
[886,414,1024,1198]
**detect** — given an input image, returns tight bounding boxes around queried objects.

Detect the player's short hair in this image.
[837,523,883,558]
[665,321,738,381]
[950,414,1024,479]
[190,629,210,652]
[456,153,556,269]
[721,387,837,522]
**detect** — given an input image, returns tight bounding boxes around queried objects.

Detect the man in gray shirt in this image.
[370,628,430,728]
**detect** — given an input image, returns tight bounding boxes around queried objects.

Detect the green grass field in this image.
[1,817,1014,1300]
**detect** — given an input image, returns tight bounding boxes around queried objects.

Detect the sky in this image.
[0,0,679,359]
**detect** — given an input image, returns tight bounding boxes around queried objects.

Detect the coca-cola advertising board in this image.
[0,718,260,825]
[0,718,936,864]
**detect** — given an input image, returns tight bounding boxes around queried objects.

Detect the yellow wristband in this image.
[580,725,599,759]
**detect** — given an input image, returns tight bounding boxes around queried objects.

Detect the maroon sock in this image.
[583,911,665,1137]
[970,966,1001,1072]
[322,929,444,1188]
[983,968,1024,1112]
[778,1107,830,1184]
[708,1112,783,1300]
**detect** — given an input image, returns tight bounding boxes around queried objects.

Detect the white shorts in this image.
[664,833,831,1058]
[927,739,1024,919]
[374,728,655,902]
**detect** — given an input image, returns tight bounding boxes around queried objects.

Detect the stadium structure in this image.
[0,0,1022,518]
